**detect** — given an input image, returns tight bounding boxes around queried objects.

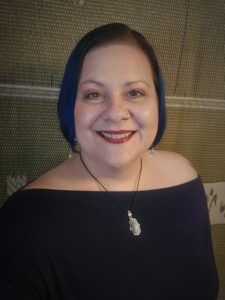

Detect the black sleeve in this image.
[0,248,46,300]
[0,192,47,300]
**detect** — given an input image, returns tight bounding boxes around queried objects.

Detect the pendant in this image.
[128,210,141,236]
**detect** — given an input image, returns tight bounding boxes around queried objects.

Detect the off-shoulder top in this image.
[0,177,219,299]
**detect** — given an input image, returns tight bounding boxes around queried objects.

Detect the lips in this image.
[96,130,136,144]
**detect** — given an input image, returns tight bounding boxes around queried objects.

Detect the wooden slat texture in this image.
[0,0,224,297]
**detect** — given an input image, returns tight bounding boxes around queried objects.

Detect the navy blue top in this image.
[0,177,219,299]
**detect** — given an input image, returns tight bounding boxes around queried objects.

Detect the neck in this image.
[79,151,143,191]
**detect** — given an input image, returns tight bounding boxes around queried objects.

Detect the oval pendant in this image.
[129,217,141,236]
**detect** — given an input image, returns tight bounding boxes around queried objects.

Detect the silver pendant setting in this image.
[128,210,141,236]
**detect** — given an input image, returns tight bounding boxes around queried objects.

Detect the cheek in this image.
[136,105,158,130]
[74,105,83,128]
[74,104,96,133]
[74,101,89,134]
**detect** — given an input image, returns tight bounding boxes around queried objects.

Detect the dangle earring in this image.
[74,138,81,152]
[150,148,155,157]
[69,148,73,158]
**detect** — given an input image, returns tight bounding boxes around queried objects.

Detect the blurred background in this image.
[0,0,224,298]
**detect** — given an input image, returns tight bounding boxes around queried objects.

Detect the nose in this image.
[102,95,130,122]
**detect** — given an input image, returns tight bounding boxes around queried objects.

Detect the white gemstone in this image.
[129,217,141,236]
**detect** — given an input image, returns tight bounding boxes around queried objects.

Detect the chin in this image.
[100,152,142,170]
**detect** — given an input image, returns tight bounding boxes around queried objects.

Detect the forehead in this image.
[80,43,153,80]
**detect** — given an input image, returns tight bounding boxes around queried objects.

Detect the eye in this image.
[128,89,144,98]
[85,91,102,99]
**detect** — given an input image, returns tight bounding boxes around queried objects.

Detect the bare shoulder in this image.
[23,156,82,190]
[159,150,196,171]
[23,170,59,190]
[147,150,198,187]
[22,166,63,190]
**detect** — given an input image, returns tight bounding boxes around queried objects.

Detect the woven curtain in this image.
[0,0,225,298]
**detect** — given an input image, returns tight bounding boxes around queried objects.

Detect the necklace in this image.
[79,152,142,236]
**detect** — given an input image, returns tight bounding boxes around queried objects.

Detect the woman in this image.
[0,23,218,299]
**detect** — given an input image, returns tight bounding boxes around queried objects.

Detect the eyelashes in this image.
[83,89,146,101]
[127,89,145,98]
[84,91,102,100]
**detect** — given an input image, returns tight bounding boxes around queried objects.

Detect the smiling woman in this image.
[74,43,159,171]
[0,23,219,299]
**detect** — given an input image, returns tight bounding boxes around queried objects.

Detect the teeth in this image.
[101,132,132,139]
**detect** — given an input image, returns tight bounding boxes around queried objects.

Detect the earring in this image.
[69,148,73,158]
[150,148,155,157]
[74,138,81,152]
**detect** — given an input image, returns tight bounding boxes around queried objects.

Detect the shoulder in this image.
[0,189,49,220]
[160,150,197,180]
[23,165,66,190]
[23,155,83,191]
[157,150,198,180]
[158,150,197,176]
[143,150,198,189]
[0,190,43,246]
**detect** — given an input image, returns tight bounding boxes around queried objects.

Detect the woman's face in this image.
[74,43,158,170]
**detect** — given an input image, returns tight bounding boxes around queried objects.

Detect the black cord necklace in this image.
[79,152,142,236]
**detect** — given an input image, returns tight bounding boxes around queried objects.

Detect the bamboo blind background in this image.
[0,0,225,298]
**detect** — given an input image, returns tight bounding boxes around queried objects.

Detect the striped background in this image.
[1,1,225,298]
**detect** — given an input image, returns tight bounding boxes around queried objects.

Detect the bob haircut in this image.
[58,23,166,150]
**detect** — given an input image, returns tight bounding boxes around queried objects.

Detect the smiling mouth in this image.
[96,130,136,144]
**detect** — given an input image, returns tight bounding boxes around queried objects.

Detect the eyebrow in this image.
[124,80,151,88]
[79,79,151,88]
[79,79,105,87]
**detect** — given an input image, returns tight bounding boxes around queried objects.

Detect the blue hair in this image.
[151,72,166,148]
[58,23,166,151]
